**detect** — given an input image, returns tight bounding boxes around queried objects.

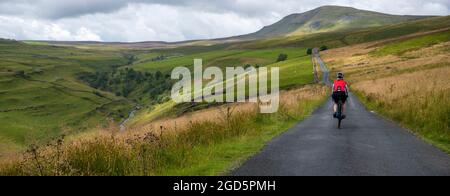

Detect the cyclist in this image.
[332,72,349,119]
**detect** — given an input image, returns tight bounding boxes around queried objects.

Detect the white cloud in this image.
[0,4,264,42]
[0,16,102,41]
[0,0,448,42]
[333,0,450,16]
[74,27,102,41]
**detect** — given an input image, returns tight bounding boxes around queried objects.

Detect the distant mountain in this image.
[0,38,17,44]
[40,40,173,49]
[237,5,432,39]
[15,6,435,48]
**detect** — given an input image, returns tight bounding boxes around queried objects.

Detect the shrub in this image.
[15,70,26,78]
[277,53,288,62]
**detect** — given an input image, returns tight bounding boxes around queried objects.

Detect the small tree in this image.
[306,48,313,55]
[155,71,163,80]
[15,70,26,78]
[320,45,328,51]
[277,53,288,62]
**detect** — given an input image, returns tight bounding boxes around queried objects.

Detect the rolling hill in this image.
[27,6,433,49]
[235,5,431,39]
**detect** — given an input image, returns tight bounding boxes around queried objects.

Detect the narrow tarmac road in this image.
[233,51,450,176]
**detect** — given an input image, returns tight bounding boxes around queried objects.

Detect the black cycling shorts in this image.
[332,91,348,104]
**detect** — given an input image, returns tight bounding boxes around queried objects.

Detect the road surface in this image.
[313,48,331,86]
[233,51,450,176]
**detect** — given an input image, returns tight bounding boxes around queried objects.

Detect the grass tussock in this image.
[0,85,328,176]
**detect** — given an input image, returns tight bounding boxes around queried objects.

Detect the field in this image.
[131,48,307,72]
[126,52,314,127]
[322,29,450,152]
[0,41,134,155]
[371,30,450,56]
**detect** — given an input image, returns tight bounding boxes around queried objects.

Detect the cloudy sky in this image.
[0,0,449,42]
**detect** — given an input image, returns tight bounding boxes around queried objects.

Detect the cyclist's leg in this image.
[332,93,338,114]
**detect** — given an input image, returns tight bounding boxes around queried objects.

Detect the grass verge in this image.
[354,89,450,153]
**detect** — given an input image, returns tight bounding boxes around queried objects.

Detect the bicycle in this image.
[336,99,345,129]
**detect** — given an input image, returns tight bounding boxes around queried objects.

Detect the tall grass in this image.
[0,85,328,176]
[323,30,450,153]
[354,67,450,152]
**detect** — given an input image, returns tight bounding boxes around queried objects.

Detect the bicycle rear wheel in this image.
[337,101,343,129]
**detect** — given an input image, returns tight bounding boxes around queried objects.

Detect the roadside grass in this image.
[353,67,450,153]
[161,110,303,176]
[356,90,450,153]
[0,137,22,156]
[0,85,328,176]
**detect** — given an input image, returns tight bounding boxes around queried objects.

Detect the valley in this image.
[0,5,449,176]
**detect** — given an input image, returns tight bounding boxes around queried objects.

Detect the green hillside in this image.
[231,15,450,49]
[0,41,135,153]
[238,5,430,39]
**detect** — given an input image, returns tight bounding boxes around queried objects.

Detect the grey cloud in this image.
[0,0,448,20]
[0,0,448,42]
[0,0,139,19]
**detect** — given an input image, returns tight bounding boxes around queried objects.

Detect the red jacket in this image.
[333,80,348,93]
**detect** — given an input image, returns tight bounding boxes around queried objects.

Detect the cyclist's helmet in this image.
[337,72,344,79]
